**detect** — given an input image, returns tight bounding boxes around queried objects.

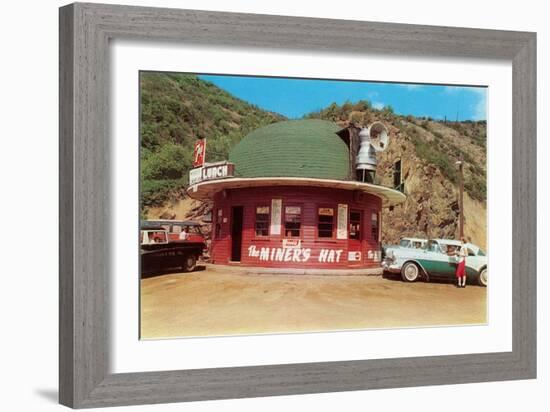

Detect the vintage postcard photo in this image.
[139,72,487,339]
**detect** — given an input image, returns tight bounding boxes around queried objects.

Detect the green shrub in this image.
[464,173,487,201]
[141,143,192,181]
[410,135,458,183]
[140,178,182,209]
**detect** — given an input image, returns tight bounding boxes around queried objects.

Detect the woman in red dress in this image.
[456,237,468,288]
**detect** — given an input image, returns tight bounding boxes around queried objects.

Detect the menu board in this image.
[270,199,282,235]
[256,206,269,214]
[318,207,334,216]
[285,206,301,215]
[337,204,348,239]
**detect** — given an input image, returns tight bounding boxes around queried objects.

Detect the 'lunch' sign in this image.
[189,162,235,185]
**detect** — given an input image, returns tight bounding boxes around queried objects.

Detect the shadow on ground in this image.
[141,264,206,279]
[382,272,478,286]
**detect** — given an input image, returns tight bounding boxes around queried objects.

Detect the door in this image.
[230,206,244,262]
[417,241,456,276]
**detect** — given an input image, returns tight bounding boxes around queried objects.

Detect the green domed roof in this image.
[229,120,350,180]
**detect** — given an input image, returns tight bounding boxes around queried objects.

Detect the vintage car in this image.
[142,219,206,243]
[382,238,487,286]
[140,226,206,275]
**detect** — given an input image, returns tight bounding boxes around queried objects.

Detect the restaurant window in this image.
[371,212,379,242]
[284,206,301,237]
[317,207,334,238]
[349,210,362,240]
[255,206,270,236]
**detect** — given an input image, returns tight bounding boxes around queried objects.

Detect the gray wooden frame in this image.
[59,2,536,408]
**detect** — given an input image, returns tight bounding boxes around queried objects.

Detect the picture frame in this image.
[59,2,536,408]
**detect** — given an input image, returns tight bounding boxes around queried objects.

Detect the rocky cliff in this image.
[316,104,487,250]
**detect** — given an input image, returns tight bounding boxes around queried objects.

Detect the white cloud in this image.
[402,84,422,90]
[443,86,487,120]
[372,102,385,110]
[472,94,487,120]
[466,87,487,120]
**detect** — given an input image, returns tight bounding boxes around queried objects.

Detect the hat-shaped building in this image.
[187,119,405,270]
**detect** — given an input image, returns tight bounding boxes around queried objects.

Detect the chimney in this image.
[356,127,378,172]
[354,122,389,183]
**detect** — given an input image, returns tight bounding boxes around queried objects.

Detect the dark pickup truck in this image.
[140,225,206,275]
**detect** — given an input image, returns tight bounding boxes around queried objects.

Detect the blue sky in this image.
[199,74,487,121]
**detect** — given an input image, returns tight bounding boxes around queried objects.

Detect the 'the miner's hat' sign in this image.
[189,162,235,185]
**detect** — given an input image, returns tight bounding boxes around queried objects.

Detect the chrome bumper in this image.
[382,259,401,273]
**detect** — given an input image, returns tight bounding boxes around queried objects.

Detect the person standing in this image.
[179,226,189,241]
[456,237,468,288]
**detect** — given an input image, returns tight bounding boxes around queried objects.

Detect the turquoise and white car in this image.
[382,238,487,286]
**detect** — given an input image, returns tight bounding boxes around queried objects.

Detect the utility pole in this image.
[455,158,464,239]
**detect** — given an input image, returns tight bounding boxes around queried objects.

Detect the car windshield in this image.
[399,239,410,247]
[466,244,485,256]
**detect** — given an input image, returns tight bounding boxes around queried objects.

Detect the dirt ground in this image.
[140,264,487,339]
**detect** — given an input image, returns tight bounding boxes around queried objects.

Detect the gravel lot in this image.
[140,264,487,339]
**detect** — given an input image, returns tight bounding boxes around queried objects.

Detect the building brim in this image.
[186,177,406,207]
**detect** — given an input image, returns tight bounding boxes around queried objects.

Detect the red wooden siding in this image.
[210,186,382,269]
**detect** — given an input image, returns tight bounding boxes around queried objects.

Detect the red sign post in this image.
[193,138,206,168]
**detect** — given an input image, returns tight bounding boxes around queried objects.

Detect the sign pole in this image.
[456,159,464,239]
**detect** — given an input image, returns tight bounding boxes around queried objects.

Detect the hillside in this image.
[141,77,487,250]
[140,73,284,214]
[307,102,487,249]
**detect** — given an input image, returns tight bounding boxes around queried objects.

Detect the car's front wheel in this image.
[183,254,197,272]
[477,267,487,287]
[401,262,420,282]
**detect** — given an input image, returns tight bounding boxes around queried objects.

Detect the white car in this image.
[382,239,487,286]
